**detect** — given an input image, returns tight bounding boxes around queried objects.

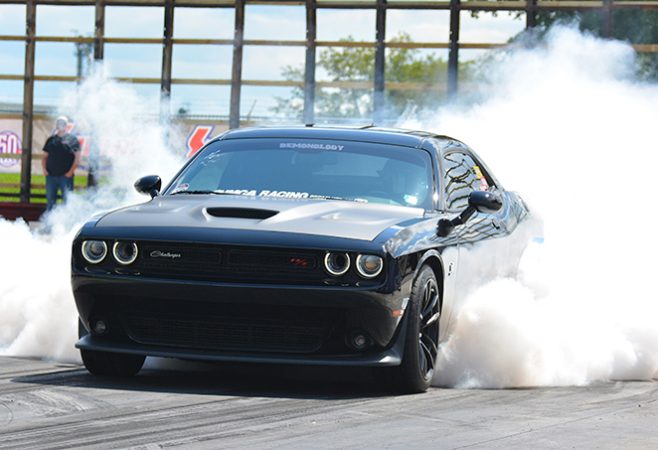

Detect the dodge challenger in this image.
[72,126,528,393]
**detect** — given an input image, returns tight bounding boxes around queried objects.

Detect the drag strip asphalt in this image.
[0,356,656,449]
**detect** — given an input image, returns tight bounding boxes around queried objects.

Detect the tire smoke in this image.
[0,69,182,361]
[401,26,658,387]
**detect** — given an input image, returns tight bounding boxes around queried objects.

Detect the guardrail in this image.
[0,202,45,221]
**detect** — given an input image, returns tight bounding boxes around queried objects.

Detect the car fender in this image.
[415,247,459,343]
[416,249,444,296]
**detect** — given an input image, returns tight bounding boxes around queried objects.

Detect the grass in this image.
[0,172,88,203]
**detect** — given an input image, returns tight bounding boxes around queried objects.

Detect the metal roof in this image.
[217,125,454,148]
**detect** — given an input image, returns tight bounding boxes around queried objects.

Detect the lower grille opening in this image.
[123,311,333,354]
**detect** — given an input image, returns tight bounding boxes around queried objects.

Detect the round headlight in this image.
[356,254,383,278]
[81,240,107,264]
[324,252,350,276]
[113,241,139,265]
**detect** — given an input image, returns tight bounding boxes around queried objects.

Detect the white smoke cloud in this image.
[0,68,183,361]
[402,26,658,387]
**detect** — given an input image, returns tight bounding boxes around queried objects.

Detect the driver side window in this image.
[443,151,495,211]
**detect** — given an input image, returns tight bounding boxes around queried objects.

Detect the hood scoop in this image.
[205,207,279,220]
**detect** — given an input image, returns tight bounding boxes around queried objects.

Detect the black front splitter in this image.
[75,323,407,368]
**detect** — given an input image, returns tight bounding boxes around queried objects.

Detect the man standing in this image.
[42,116,81,211]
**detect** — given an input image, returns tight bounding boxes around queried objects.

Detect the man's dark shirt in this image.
[43,134,80,176]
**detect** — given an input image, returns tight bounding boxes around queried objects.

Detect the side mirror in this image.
[134,175,162,198]
[437,190,503,237]
[468,190,503,214]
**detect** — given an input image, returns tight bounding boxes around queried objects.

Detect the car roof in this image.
[215,125,460,149]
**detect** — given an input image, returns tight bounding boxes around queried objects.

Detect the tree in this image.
[272,33,471,121]
[533,10,658,80]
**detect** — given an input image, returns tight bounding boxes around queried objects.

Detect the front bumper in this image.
[76,327,406,366]
[72,272,411,366]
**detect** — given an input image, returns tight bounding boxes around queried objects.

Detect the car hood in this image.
[94,195,426,242]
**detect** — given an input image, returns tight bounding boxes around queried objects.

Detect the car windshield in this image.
[167,138,434,209]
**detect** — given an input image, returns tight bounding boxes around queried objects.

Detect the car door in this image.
[441,147,516,308]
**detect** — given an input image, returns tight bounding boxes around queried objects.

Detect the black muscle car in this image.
[72,126,528,393]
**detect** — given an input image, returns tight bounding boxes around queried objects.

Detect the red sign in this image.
[186,125,215,159]
[0,131,22,168]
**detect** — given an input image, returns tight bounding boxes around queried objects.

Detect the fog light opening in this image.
[92,319,108,335]
[348,330,372,352]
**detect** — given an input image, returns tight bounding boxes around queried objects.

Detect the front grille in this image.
[77,240,384,286]
[129,242,322,284]
[137,243,222,277]
[228,249,317,270]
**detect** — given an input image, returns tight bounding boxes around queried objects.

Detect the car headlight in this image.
[324,252,350,276]
[81,240,108,264]
[113,241,139,265]
[356,254,383,278]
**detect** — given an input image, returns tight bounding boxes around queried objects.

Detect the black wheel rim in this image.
[418,278,440,379]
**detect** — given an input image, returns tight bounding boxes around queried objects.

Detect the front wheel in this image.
[384,265,441,393]
[78,319,145,377]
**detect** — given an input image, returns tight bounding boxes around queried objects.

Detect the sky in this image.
[0,4,525,117]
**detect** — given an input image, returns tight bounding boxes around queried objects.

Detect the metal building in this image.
[0,0,657,214]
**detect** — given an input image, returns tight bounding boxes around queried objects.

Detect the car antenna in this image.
[305,123,315,127]
[360,123,376,129]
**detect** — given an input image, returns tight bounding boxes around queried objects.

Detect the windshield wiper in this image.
[309,195,368,203]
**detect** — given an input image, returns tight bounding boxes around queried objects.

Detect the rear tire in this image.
[383,265,441,393]
[78,318,145,377]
